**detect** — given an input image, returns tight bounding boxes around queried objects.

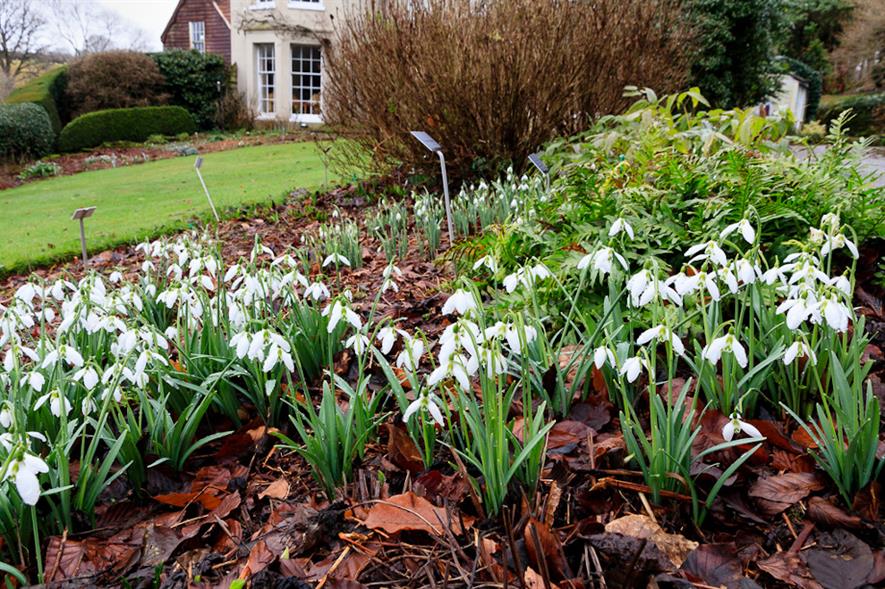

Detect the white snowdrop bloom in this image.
[721,219,756,244]
[473,255,499,273]
[619,356,645,383]
[820,297,850,332]
[685,240,728,267]
[722,412,763,442]
[627,270,650,301]
[820,233,858,259]
[109,271,123,284]
[14,284,37,307]
[428,353,472,392]
[200,275,215,291]
[73,366,99,390]
[467,345,508,379]
[41,345,84,369]
[761,265,788,286]
[224,264,240,283]
[34,389,72,417]
[402,391,445,427]
[636,324,685,356]
[3,452,49,506]
[376,327,397,355]
[609,218,635,240]
[82,396,97,415]
[717,266,739,294]
[322,253,351,268]
[735,259,759,285]
[439,321,480,364]
[829,274,851,297]
[673,270,721,301]
[593,346,616,369]
[164,326,178,341]
[783,341,817,366]
[304,282,330,301]
[263,342,294,373]
[0,403,13,429]
[502,271,521,293]
[346,333,371,355]
[322,300,362,333]
[383,263,403,281]
[504,324,537,355]
[26,371,45,392]
[50,280,66,301]
[777,295,820,331]
[381,277,399,294]
[702,333,748,368]
[442,289,478,316]
[578,247,628,275]
[396,336,424,372]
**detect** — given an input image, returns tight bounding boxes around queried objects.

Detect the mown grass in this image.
[0,141,342,275]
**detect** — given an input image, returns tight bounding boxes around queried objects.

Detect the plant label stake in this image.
[528,152,550,194]
[71,206,96,267]
[194,157,220,223]
[410,131,455,244]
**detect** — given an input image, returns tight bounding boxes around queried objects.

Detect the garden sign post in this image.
[194,156,220,223]
[528,152,550,194]
[410,131,455,244]
[71,206,96,267]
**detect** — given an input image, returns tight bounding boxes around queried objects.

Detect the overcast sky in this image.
[53,0,179,51]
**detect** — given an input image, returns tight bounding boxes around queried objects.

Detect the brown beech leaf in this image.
[804,530,878,589]
[524,517,573,581]
[758,551,823,589]
[806,496,864,529]
[386,423,424,472]
[414,470,469,504]
[546,420,592,454]
[605,515,697,568]
[748,473,825,516]
[361,492,473,536]
[240,539,275,579]
[259,479,290,500]
[680,543,748,589]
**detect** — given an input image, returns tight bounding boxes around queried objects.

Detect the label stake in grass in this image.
[194,156,220,224]
[410,131,455,245]
[528,152,550,194]
[71,206,96,267]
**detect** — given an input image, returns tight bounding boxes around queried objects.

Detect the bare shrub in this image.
[324,0,692,180]
[65,51,167,118]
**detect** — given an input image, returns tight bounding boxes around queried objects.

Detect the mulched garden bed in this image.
[2,184,883,589]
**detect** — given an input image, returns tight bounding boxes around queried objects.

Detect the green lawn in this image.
[0,142,338,274]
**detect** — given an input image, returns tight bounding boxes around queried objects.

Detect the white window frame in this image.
[287,0,325,10]
[256,44,276,118]
[189,21,205,53]
[290,44,323,123]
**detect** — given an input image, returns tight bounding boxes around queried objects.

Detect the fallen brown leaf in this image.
[360,492,472,536]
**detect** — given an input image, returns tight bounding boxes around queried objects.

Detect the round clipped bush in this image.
[58,106,196,152]
[0,103,55,161]
[65,51,167,119]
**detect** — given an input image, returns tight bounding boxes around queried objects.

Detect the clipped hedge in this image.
[818,93,885,137]
[152,50,226,129]
[58,106,196,152]
[5,66,68,135]
[0,103,55,161]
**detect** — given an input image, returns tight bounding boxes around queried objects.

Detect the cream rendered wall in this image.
[230,0,356,123]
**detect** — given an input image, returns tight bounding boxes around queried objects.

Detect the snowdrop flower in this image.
[503,264,551,293]
[442,289,478,316]
[722,412,763,442]
[396,335,424,372]
[3,452,49,505]
[381,263,403,294]
[636,324,685,356]
[593,346,615,369]
[26,371,45,392]
[230,332,251,359]
[734,259,759,285]
[619,356,645,383]
[820,233,858,259]
[345,333,370,355]
[428,353,472,392]
[322,253,351,268]
[439,320,480,364]
[829,274,851,297]
[609,218,635,240]
[376,327,397,355]
[717,266,739,295]
[504,324,537,355]
[777,295,821,330]
[628,270,682,307]
[783,341,817,366]
[73,366,99,390]
[578,247,628,275]
[702,333,748,368]
[262,339,294,373]
[467,345,508,379]
[322,300,362,333]
[685,241,728,267]
[473,255,498,273]
[41,345,84,369]
[721,219,756,244]
[304,282,330,301]
[820,296,850,332]
[109,271,123,284]
[402,391,445,427]
[673,270,721,301]
[34,389,72,417]
[0,402,13,429]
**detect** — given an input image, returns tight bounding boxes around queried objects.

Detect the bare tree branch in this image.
[0,0,46,82]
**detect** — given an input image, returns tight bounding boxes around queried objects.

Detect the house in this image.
[229,0,343,124]
[765,73,809,131]
[161,0,233,64]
